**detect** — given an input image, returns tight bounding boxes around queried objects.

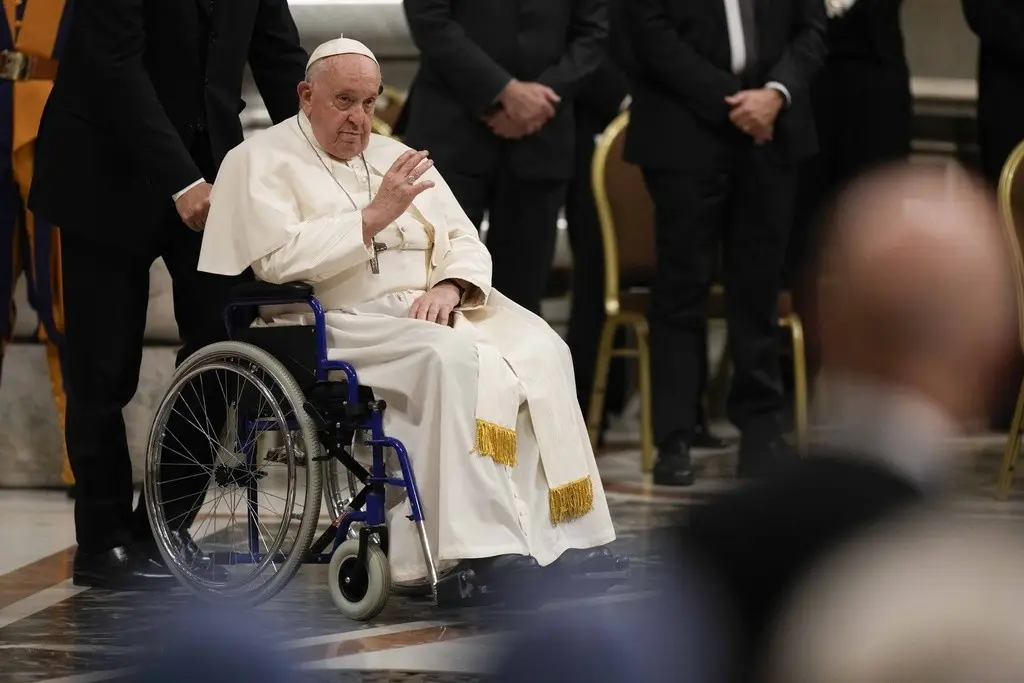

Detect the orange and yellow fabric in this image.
[0,0,73,488]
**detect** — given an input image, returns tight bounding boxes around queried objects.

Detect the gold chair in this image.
[994,140,1024,500]
[376,85,406,132]
[586,111,809,473]
[371,117,394,137]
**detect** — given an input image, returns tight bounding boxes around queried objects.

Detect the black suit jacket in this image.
[825,0,907,66]
[622,0,827,170]
[29,0,306,249]
[961,0,1024,184]
[401,0,607,182]
[680,453,923,677]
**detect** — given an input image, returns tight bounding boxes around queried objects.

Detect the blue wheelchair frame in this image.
[217,282,441,595]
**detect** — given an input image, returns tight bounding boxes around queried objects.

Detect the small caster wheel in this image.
[328,539,391,621]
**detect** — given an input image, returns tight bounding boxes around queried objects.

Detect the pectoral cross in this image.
[370,241,387,274]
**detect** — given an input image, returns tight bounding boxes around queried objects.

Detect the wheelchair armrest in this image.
[228,281,315,305]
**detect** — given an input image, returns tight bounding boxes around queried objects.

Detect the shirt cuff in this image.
[172,178,205,201]
[619,94,632,112]
[765,82,791,107]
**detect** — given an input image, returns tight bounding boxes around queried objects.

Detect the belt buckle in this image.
[0,50,28,80]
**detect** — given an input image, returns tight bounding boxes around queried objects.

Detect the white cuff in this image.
[765,82,792,107]
[619,94,632,112]
[173,178,205,201]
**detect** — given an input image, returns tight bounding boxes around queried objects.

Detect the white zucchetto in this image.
[306,35,379,74]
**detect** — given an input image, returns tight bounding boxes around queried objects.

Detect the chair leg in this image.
[633,319,656,474]
[996,378,1024,500]
[707,335,731,421]
[785,315,809,454]
[586,320,619,453]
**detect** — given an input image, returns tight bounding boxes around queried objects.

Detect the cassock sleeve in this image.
[622,0,743,126]
[961,0,1024,64]
[78,0,201,199]
[535,0,609,100]
[202,145,375,280]
[425,171,492,309]
[402,0,514,118]
[248,0,308,124]
[764,0,828,102]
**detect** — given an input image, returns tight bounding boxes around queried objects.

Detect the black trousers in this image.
[643,146,797,446]
[61,139,249,553]
[443,167,565,315]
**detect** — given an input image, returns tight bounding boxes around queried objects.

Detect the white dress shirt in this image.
[722,0,792,105]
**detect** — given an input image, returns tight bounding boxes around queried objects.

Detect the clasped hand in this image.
[361,149,435,244]
[484,80,561,140]
[726,88,784,144]
[409,282,461,326]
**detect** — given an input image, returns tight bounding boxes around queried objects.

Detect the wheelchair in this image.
[143,281,628,621]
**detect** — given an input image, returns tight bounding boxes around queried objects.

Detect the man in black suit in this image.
[961,0,1024,430]
[961,0,1024,186]
[680,165,1015,679]
[622,0,827,486]
[28,0,307,590]
[787,0,911,391]
[401,0,607,315]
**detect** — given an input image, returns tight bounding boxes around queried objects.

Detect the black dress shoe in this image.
[72,546,175,591]
[141,531,230,583]
[653,439,695,486]
[462,554,540,583]
[552,546,619,575]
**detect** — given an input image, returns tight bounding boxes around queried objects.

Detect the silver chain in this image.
[295,115,373,208]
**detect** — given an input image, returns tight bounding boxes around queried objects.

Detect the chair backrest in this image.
[590,111,656,314]
[997,140,1024,351]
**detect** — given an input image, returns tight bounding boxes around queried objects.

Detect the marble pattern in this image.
[5,446,1024,682]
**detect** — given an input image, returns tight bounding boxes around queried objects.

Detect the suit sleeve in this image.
[623,0,742,126]
[78,0,201,199]
[961,0,1024,63]
[248,0,308,124]
[764,0,828,102]
[535,0,608,100]
[402,0,514,118]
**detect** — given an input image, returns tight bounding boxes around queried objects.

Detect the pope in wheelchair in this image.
[144,37,625,620]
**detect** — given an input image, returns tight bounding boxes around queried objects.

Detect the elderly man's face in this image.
[298,54,379,161]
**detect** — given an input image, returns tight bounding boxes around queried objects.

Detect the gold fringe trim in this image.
[548,476,594,525]
[475,419,517,467]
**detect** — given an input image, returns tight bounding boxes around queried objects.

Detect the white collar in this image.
[818,374,959,492]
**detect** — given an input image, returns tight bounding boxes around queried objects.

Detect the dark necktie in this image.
[736,0,759,72]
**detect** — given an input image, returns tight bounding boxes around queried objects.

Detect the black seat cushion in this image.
[229,281,314,304]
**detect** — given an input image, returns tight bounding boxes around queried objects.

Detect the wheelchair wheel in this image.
[145,341,323,606]
[328,539,392,621]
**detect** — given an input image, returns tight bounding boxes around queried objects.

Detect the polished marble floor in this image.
[2,428,1024,683]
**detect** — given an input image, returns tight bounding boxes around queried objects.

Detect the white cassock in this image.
[198,113,616,582]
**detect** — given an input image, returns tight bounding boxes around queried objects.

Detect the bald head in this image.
[818,163,1015,426]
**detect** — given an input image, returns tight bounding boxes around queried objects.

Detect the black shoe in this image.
[141,531,231,583]
[691,423,728,450]
[72,546,175,591]
[463,554,540,582]
[653,440,695,487]
[736,435,796,480]
[552,546,620,575]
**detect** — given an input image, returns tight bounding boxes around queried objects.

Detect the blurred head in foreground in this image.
[818,163,1015,431]
[765,512,1024,683]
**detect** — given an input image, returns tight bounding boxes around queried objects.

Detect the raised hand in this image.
[362,150,435,242]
